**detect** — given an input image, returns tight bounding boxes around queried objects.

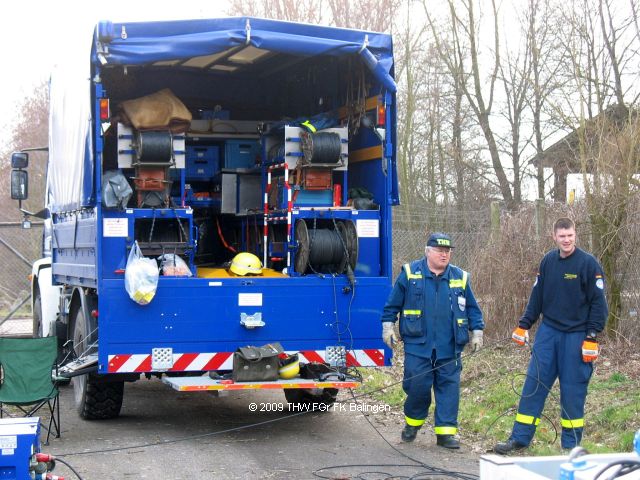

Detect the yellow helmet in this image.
[230,252,263,276]
[279,354,300,379]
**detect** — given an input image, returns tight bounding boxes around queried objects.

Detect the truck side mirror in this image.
[11,152,29,169]
[10,170,28,200]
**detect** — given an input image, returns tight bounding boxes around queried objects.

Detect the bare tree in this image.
[496,22,532,204]
[328,0,401,32]
[426,0,516,208]
[0,84,49,221]
[524,0,563,199]
[226,0,325,23]
[394,2,436,218]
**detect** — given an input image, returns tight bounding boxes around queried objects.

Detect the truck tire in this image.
[284,388,338,410]
[72,303,124,420]
[32,290,43,338]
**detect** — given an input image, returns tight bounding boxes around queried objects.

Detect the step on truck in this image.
[9,16,398,419]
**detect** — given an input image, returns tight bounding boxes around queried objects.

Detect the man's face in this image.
[553,227,576,257]
[426,246,451,272]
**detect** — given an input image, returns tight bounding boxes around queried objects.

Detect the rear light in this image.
[99,98,110,121]
[376,103,386,127]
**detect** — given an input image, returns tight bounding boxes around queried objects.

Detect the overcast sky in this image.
[0,0,230,145]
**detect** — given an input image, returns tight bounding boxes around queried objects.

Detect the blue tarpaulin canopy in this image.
[94,17,396,93]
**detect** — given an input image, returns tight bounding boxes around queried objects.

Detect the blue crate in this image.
[186,146,220,178]
[224,139,260,169]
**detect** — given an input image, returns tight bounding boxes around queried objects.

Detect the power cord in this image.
[311,388,479,480]
[593,460,640,480]
[53,456,84,480]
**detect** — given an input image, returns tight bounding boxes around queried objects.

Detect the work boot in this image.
[493,438,527,455]
[436,434,460,449]
[401,424,421,442]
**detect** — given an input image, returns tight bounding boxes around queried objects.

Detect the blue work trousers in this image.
[511,322,593,449]
[403,351,461,433]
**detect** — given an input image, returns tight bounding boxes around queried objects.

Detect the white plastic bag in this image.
[158,254,192,277]
[125,241,159,305]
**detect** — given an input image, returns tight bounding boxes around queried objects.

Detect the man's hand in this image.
[470,330,483,352]
[582,339,599,362]
[512,327,529,346]
[382,322,398,348]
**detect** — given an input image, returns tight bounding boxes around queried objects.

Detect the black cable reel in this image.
[134,130,174,164]
[294,219,358,275]
[299,131,343,166]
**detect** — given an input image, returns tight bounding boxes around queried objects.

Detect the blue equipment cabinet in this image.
[225,139,260,169]
[0,418,40,480]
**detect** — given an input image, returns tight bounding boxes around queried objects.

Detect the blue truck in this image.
[9,17,398,419]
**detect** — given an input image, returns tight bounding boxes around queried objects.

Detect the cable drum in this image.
[294,219,358,274]
[135,130,173,164]
[309,229,344,265]
[300,131,342,165]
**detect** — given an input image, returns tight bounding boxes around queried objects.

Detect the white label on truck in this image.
[0,436,17,449]
[208,281,222,286]
[238,293,262,306]
[356,219,379,238]
[103,218,128,237]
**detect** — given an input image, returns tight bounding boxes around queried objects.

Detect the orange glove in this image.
[512,327,529,346]
[582,339,599,362]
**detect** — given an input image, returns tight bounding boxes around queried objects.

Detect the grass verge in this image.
[359,342,640,455]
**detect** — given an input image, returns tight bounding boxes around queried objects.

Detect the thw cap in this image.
[427,232,454,248]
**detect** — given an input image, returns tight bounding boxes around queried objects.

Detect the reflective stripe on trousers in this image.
[403,352,461,435]
[510,323,592,449]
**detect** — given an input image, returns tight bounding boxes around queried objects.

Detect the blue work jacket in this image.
[381,258,484,358]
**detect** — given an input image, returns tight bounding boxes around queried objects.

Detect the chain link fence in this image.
[0,222,43,322]
[391,204,492,276]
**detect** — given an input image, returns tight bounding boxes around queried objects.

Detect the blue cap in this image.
[427,232,453,248]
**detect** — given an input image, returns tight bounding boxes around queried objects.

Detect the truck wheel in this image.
[72,304,124,419]
[284,388,338,410]
[32,290,43,338]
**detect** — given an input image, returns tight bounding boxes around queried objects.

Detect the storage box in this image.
[186,146,220,178]
[225,139,260,169]
[303,169,332,190]
[189,119,210,133]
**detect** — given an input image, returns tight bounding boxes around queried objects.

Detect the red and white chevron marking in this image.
[107,349,385,373]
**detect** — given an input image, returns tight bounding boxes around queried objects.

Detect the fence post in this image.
[535,199,546,240]
[490,201,501,238]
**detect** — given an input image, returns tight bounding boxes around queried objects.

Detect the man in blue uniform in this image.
[381,233,484,449]
[494,217,608,454]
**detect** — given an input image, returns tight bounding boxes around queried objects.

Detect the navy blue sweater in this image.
[519,247,608,333]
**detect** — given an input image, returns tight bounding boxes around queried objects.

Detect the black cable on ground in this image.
[311,389,479,480]
[54,457,85,480]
